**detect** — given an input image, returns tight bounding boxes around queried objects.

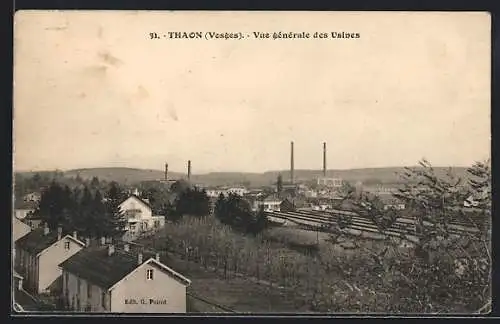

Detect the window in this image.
[87,283,92,299]
[130,225,136,232]
[64,241,70,250]
[146,269,154,280]
[77,278,81,296]
[154,220,160,228]
[101,292,106,309]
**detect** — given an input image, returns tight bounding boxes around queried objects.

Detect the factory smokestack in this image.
[323,142,327,177]
[164,162,168,181]
[187,160,191,180]
[290,141,294,184]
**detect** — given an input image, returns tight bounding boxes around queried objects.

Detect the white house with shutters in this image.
[119,195,165,241]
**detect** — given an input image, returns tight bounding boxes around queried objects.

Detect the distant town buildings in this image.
[206,186,250,198]
[316,177,343,188]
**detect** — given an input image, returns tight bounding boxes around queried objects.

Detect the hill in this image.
[15,166,470,188]
[63,168,185,184]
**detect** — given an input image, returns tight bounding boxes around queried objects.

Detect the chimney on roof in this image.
[187,160,192,181]
[85,237,90,247]
[57,227,62,241]
[138,252,143,265]
[164,162,169,181]
[100,237,106,246]
[73,231,78,240]
[124,244,130,252]
[43,223,49,236]
[108,244,115,256]
[323,142,327,177]
[155,252,160,262]
[290,141,294,184]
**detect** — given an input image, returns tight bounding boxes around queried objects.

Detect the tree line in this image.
[34,180,127,239]
[32,176,216,239]
[214,193,268,235]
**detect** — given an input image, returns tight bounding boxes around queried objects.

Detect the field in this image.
[262,226,386,252]
[135,217,400,313]
[144,244,311,313]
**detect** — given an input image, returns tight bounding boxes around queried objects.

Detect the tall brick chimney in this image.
[323,142,327,177]
[290,141,294,184]
[187,160,191,181]
[164,162,168,181]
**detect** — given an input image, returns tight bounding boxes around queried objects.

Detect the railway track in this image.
[265,208,487,240]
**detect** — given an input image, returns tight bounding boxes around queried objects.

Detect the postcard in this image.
[12,11,491,315]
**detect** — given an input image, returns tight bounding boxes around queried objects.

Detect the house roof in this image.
[15,228,85,256]
[24,212,42,220]
[261,194,282,202]
[120,194,153,211]
[14,200,38,210]
[23,192,41,198]
[59,246,190,290]
[13,217,31,236]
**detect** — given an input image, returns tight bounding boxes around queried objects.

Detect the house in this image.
[15,225,86,294]
[23,192,41,203]
[317,177,343,188]
[279,199,295,212]
[205,188,228,198]
[13,217,32,261]
[380,196,406,210]
[253,194,282,212]
[119,195,165,242]
[13,217,32,242]
[304,190,318,198]
[14,200,38,220]
[226,187,249,196]
[24,213,43,230]
[59,244,191,313]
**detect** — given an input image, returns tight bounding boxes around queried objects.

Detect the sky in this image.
[13,11,491,174]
